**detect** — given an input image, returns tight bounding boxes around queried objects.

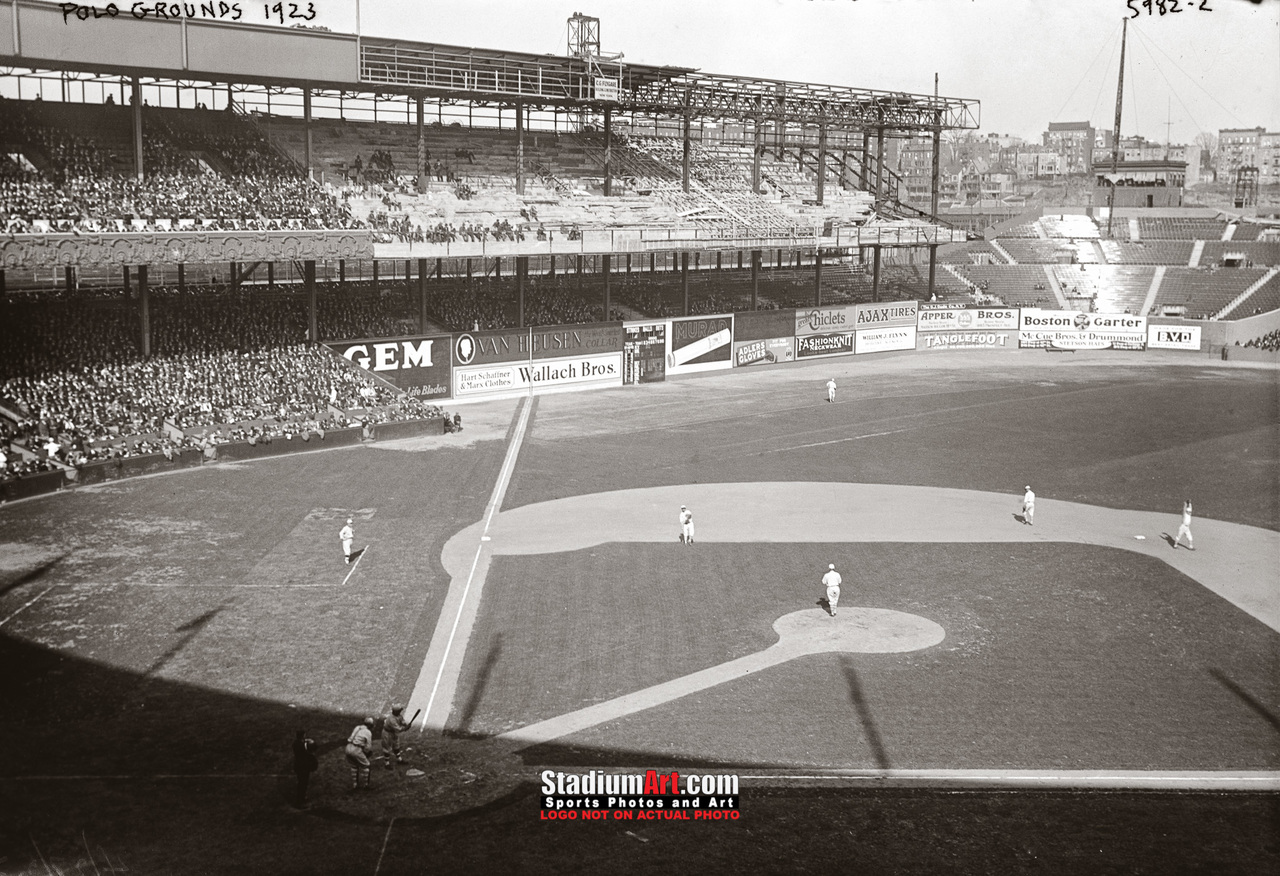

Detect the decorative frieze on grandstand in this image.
[0,230,375,270]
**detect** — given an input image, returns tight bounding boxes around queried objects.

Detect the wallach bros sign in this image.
[1019,309,1146,350]
[454,353,622,398]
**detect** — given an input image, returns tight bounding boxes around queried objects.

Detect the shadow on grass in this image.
[841,656,890,771]
[1208,667,1280,736]
[0,554,65,600]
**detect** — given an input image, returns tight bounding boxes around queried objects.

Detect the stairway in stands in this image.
[1215,268,1280,319]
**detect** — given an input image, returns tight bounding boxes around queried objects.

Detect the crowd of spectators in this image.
[1242,330,1280,352]
[2,342,445,476]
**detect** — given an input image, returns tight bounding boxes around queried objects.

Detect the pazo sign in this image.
[330,335,452,399]
[1019,309,1146,350]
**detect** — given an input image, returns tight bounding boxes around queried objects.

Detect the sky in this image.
[302,0,1280,145]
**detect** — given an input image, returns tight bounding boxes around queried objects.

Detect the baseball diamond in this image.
[1,1,1279,872]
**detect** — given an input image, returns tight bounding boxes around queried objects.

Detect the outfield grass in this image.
[0,353,1276,874]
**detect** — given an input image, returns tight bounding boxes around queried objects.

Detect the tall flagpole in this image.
[1106,18,1127,239]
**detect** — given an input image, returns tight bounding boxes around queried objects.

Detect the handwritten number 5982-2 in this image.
[1128,0,1210,15]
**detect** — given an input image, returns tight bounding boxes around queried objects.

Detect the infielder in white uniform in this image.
[679,505,695,545]
[826,378,837,403]
[822,563,842,616]
[1022,486,1035,526]
[340,518,355,563]
[1173,500,1194,550]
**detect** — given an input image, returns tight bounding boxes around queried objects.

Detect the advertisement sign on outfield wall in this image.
[623,321,667,384]
[1147,325,1202,351]
[531,323,624,359]
[917,303,1019,332]
[797,334,855,358]
[856,301,919,329]
[855,301,918,354]
[916,331,1018,351]
[733,337,795,367]
[667,314,734,374]
[452,327,531,366]
[329,335,453,400]
[794,305,857,359]
[1019,310,1146,350]
[453,353,622,399]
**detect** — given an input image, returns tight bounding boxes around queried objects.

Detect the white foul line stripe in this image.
[414,397,532,731]
[341,544,369,587]
[0,585,54,629]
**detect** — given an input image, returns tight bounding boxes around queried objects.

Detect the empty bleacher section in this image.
[1150,268,1270,320]
[1051,266,1155,315]
[1098,240,1196,265]
[937,240,1006,264]
[1233,271,1280,317]
[1039,214,1100,240]
[1136,216,1227,240]
[996,238,1098,264]
[950,265,1058,308]
[1197,241,1280,268]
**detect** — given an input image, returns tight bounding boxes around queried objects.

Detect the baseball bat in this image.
[409,708,422,728]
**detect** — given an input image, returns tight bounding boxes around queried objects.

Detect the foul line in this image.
[0,585,54,630]
[765,428,912,453]
[342,545,370,587]
[372,817,396,876]
[731,769,1280,791]
[412,397,532,731]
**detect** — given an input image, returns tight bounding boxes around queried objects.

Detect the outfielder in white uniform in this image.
[1174,500,1194,550]
[679,505,695,545]
[340,518,355,563]
[826,379,837,403]
[1022,486,1035,526]
[822,563,842,616]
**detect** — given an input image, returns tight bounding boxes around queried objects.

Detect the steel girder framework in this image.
[358,39,979,135]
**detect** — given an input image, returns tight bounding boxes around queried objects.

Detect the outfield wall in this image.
[332,302,1243,403]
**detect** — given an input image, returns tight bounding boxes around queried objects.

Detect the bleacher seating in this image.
[1051,266,1155,315]
[996,239,1091,264]
[1150,268,1270,319]
[950,265,1057,308]
[1231,271,1280,317]
[1039,214,1101,240]
[1197,241,1280,268]
[1136,217,1227,240]
[1099,241,1195,265]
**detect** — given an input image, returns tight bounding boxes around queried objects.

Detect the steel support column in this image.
[872,246,881,302]
[813,249,822,307]
[137,265,150,357]
[515,101,525,196]
[603,106,612,196]
[131,78,144,179]
[751,249,760,311]
[418,258,428,332]
[681,252,690,315]
[305,260,317,343]
[303,88,313,177]
[602,254,611,318]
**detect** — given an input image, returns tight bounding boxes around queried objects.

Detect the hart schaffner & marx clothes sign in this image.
[1019,309,1147,350]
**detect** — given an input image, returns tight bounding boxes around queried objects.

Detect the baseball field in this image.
[0,349,1277,874]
